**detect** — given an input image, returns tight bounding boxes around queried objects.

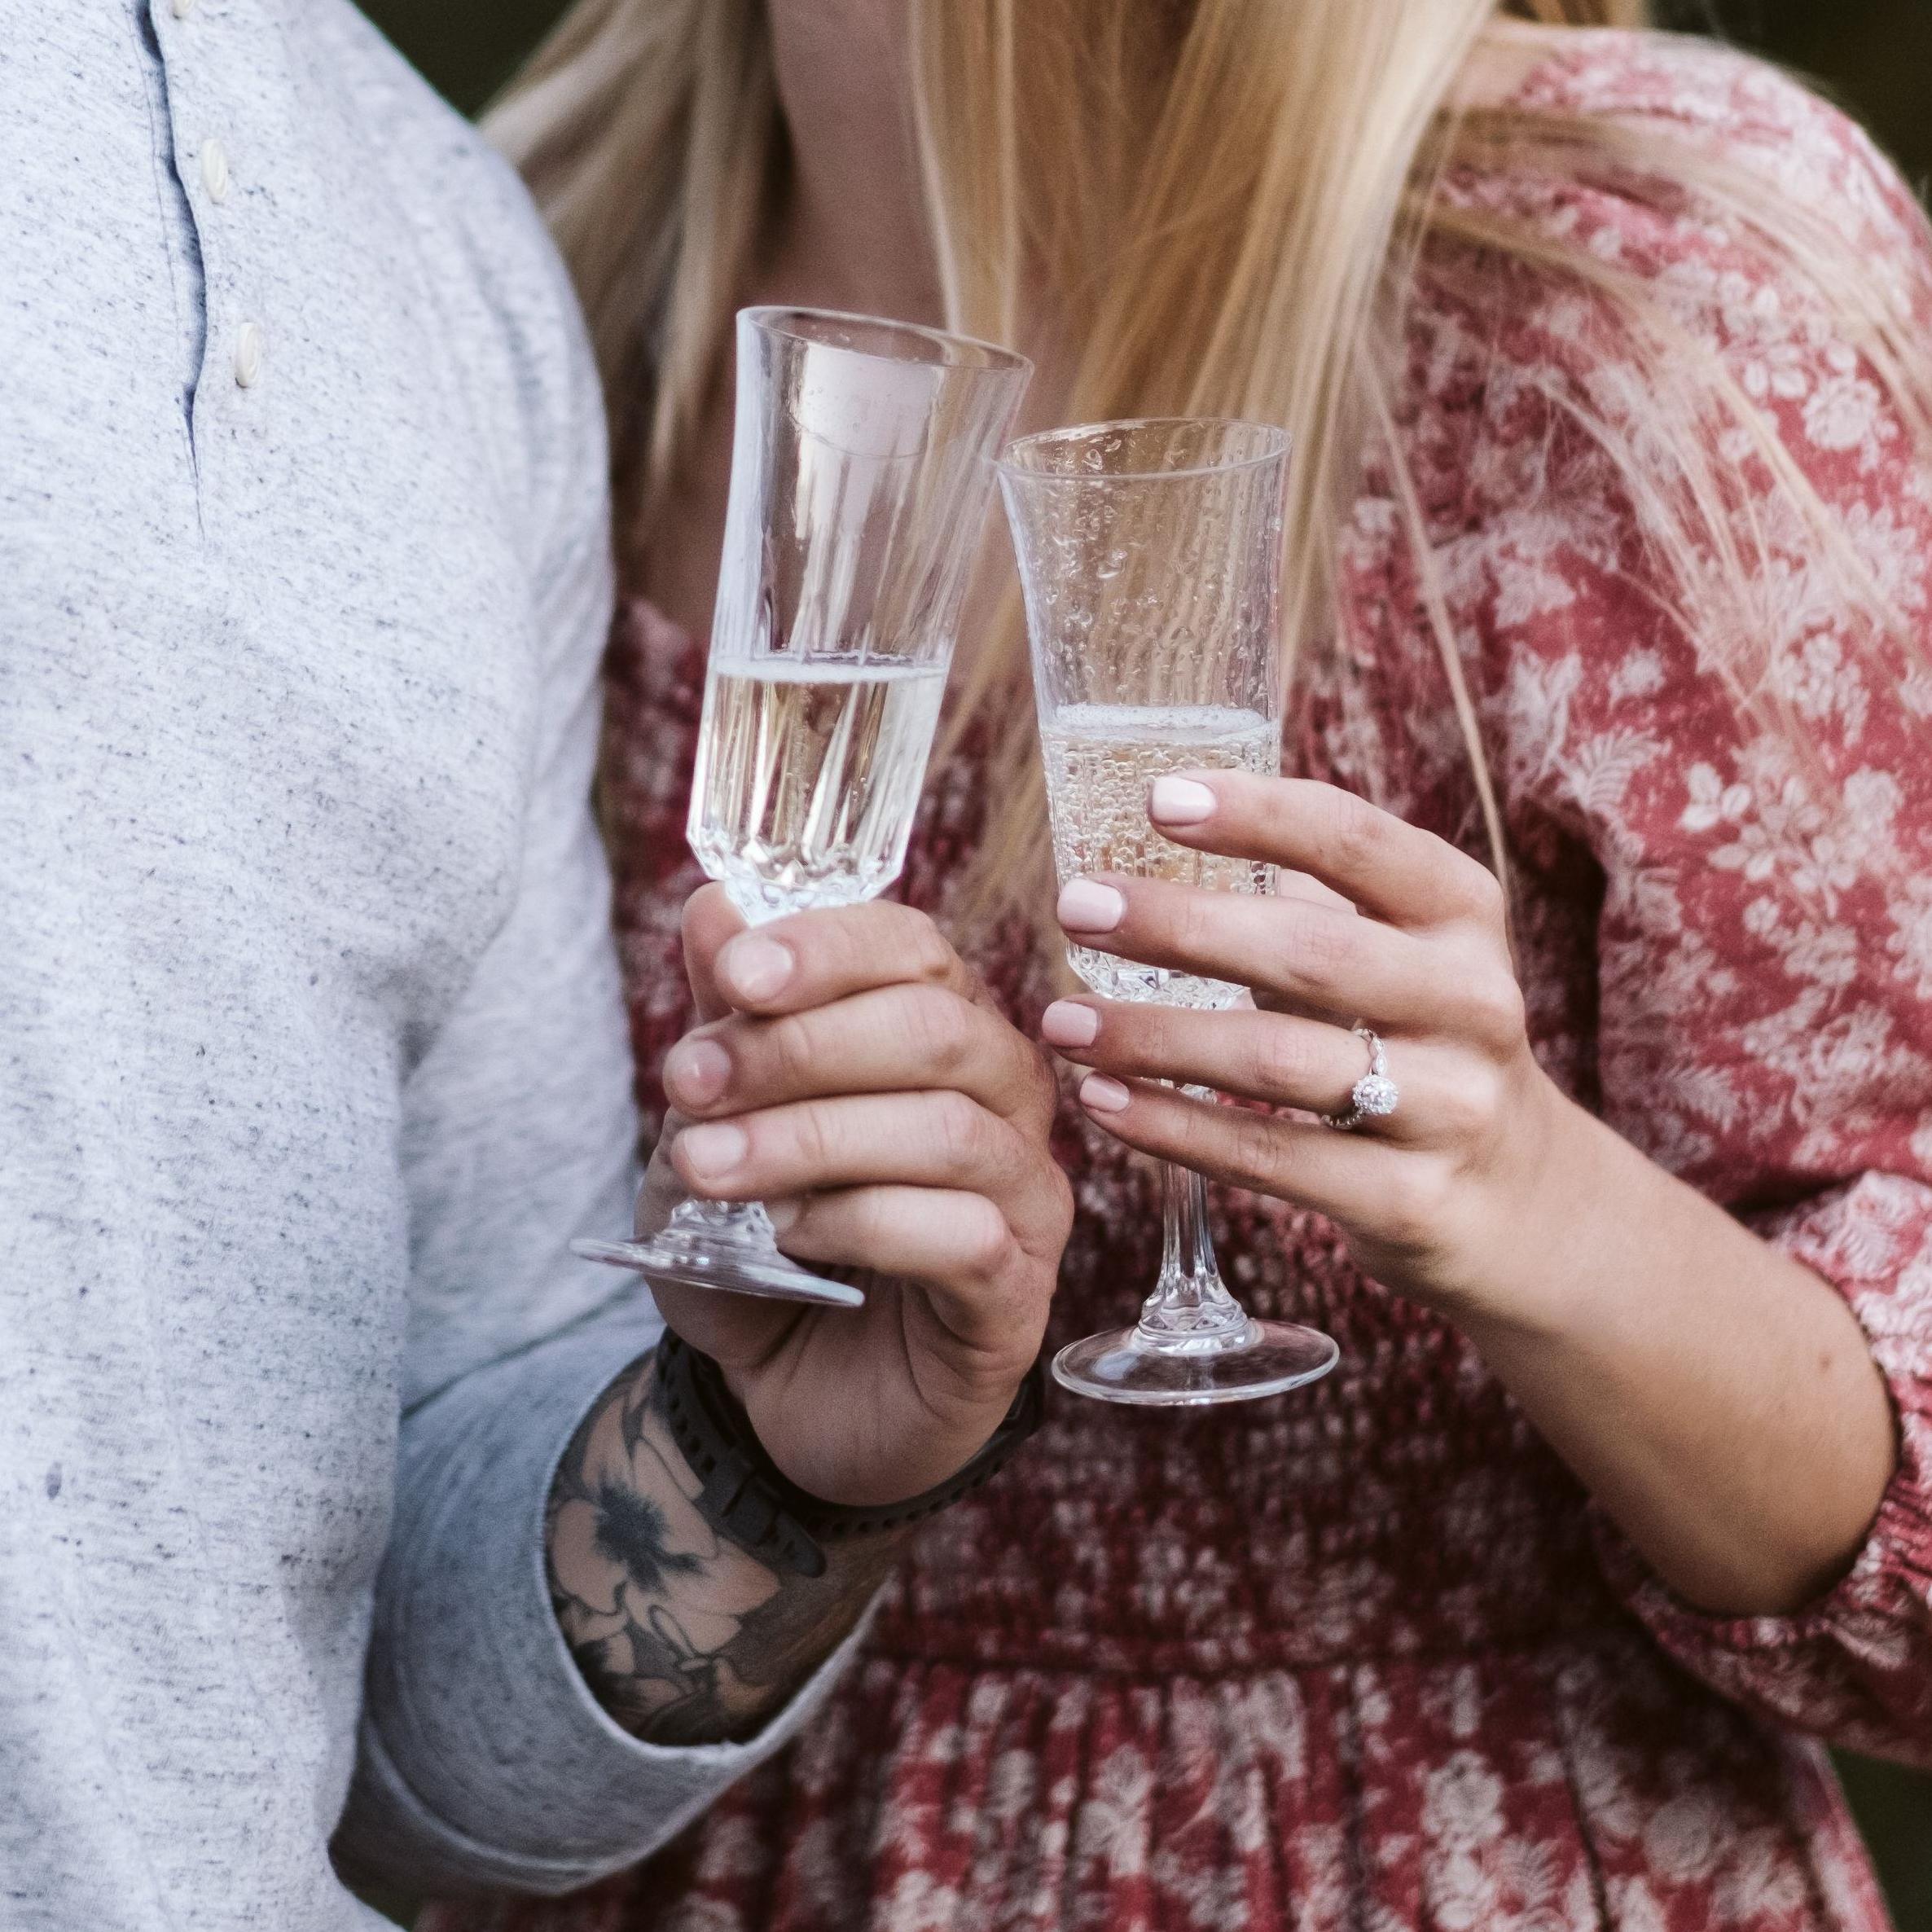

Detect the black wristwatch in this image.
[654,1330,1049,1579]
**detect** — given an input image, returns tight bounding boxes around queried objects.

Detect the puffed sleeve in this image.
[1459,50,1932,1763]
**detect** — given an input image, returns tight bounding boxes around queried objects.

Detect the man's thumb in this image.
[682,883,749,1024]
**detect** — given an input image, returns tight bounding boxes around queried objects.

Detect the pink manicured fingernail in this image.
[1058,879,1126,934]
[1041,1001,1100,1048]
[763,1197,804,1235]
[1148,776,1218,826]
[1079,1074,1132,1115]
[663,1037,731,1105]
[680,1122,749,1180]
[721,936,793,1001]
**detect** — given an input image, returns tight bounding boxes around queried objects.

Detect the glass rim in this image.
[740,305,1032,378]
[996,415,1290,485]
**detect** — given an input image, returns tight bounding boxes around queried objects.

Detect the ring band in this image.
[1325,1025,1400,1132]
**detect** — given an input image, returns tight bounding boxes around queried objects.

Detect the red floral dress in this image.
[450,33,1932,1932]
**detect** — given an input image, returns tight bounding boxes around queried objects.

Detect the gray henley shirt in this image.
[0,5,850,1925]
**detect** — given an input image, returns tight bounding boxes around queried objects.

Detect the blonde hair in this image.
[492,0,1932,936]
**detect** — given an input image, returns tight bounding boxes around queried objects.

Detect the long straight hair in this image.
[492,0,1932,936]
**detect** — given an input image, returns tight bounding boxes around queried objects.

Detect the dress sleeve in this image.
[1459,62,1932,1763]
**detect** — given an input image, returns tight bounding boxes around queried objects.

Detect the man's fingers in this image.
[663,982,1056,1129]
[1148,771,1504,930]
[704,901,973,1017]
[769,1186,1012,1291]
[648,1280,801,1381]
[670,1091,1064,1250]
[681,885,750,1025]
[767,1187,1048,1356]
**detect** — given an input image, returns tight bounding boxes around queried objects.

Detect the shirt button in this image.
[201,138,231,204]
[234,323,265,389]
[172,0,195,15]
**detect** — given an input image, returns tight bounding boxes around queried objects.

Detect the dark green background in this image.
[362,0,1932,179]
[357,2,1930,1924]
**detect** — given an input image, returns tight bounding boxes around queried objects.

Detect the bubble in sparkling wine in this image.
[1041,701,1278,1009]
[691,656,948,923]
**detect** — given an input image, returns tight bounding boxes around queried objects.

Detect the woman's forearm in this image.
[1456,1096,1897,1616]
[1050,771,1902,1621]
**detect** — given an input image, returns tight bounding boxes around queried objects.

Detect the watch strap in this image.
[655,1330,1048,1579]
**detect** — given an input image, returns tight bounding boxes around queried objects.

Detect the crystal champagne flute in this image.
[999,418,1341,1402]
[574,308,1030,1306]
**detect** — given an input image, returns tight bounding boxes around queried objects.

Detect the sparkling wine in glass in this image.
[574,308,1030,1306]
[690,655,951,920]
[1000,417,1341,1403]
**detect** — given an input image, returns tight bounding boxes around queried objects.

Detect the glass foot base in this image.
[1052,1318,1338,1407]
[571,1232,866,1309]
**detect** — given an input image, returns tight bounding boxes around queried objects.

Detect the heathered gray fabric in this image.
[0,5,854,1925]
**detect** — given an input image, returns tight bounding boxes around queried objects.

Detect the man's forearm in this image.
[545,1351,905,1745]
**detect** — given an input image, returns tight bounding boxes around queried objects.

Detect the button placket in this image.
[153,0,273,426]
[234,322,265,390]
[200,138,231,204]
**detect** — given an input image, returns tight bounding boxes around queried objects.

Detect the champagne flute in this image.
[999,418,1341,1403]
[574,308,1030,1306]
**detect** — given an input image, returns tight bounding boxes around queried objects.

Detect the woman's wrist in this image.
[1420,1074,1636,1341]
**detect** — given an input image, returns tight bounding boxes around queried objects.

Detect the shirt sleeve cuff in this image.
[1593,1427,1930,1665]
[335,1305,874,1899]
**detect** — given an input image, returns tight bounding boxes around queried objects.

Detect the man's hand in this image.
[546,886,1069,1745]
[651,885,1069,1499]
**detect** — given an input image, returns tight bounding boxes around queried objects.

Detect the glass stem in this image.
[662,1194,778,1246]
[659,894,789,1249]
[1136,1087,1254,1350]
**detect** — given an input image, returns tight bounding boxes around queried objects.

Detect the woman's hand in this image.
[1041,767,1896,1617]
[1041,770,1569,1319]
[642,885,1072,1508]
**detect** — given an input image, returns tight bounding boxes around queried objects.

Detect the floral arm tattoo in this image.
[544,1352,907,1746]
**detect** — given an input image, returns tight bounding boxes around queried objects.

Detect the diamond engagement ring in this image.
[1325,1025,1400,1132]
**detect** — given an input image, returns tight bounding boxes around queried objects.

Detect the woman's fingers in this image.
[1044,998,1509,1148]
[1043,997,1386,1123]
[1147,771,1505,931]
[664,981,1055,1131]
[1274,867,1359,915]
[672,1090,1066,1253]
[1058,873,1457,1034]
[1072,1076,1414,1232]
